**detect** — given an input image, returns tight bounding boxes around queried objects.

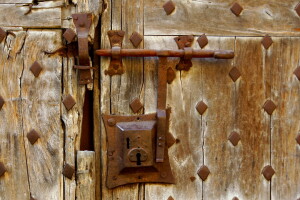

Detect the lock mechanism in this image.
[101,31,235,189]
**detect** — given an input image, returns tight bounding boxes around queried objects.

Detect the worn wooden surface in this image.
[144,0,300,36]
[76,151,96,200]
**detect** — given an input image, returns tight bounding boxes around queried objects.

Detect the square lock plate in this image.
[103,112,175,189]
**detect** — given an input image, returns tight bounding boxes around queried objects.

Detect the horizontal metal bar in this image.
[95,49,234,59]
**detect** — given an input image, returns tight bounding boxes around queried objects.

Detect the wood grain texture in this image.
[76,151,96,200]
[144,36,204,200]
[21,30,64,200]
[270,37,300,200]
[0,4,61,28]
[144,0,300,36]
[0,31,30,200]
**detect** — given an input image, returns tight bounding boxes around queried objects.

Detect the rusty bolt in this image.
[197,165,210,181]
[197,34,208,49]
[62,163,75,179]
[229,67,241,82]
[262,165,275,181]
[0,162,7,177]
[228,131,241,146]
[107,118,116,127]
[0,95,4,111]
[63,94,76,111]
[30,61,43,77]
[27,129,40,145]
[196,101,208,115]
[295,134,300,145]
[230,2,243,16]
[130,98,143,113]
[294,66,300,81]
[63,28,76,44]
[163,1,175,15]
[263,100,277,115]
[0,28,6,43]
[261,35,273,49]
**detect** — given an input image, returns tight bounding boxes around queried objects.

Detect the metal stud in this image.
[62,163,75,179]
[261,35,273,49]
[228,131,241,146]
[262,165,275,181]
[0,95,4,110]
[0,27,6,43]
[197,165,210,181]
[232,197,239,200]
[197,34,208,49]
[107,118,116,127]
[63,94,76,111]
[295,3,300,17]
[30,61,43,77]
[130,32,143,48]
[263,100,277,115]
[130,98,143,113]
[163,1,175,15]
[27,129,40,145]
[167,67,176,84]
[229,67,241,82]
[167,196,174,200]
[63,28,76,44]
[166,132,176,148]
[293,66,300,81]
[0,162,6,177]
[296,134,300,145]
[230,2,243,16]
[196,101,208,115]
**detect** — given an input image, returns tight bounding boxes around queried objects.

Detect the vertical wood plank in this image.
[21,30,64,200]
[76,151,96,200]
[271,37,300,200]
[0,31,30,200]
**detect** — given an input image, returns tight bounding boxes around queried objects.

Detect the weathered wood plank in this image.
[76,151,96,200]
[0,31,30,200]
[144,36,204,200]
[21,30,64,200]
[0,5,61,28]
[270,37,300,200]
[144,0,300,36]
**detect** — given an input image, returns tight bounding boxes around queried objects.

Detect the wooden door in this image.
[100,0,300,200]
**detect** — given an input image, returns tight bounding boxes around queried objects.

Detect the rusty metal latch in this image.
[100,31,235,189]
[72,13,93,85]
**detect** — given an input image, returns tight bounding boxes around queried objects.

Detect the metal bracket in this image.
[105,30,125,76]
[72,13,93,85]
[174,35,194,71]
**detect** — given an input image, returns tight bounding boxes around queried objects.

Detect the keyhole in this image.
[136,153,141,165]
[126,138,130,149]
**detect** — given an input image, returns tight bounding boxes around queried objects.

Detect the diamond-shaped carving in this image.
[27,129,40,145]
[296,134,300,145]
[228,131,241,146]
[196,101,208,115]
[0,27,6,43]
[230,2,243,16]
[0,162,6,177]
[261,35,273,49]
[30,61,43,77]
[262,165,275,181]
[197,165,210,181]
[163,1,175,15]
[295,3,300,17]
[197,34,208,49]
[63,163,75,179]
[63,28,76,44]
[263,100,277,115]
[63,94,76,111]
[130,98,143,113]
[229,67,241,82]
[130,32,143,48]
[166,132,176,148]
[167,67,176,84]
[294,66,300,81]
[0,95,4,110]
